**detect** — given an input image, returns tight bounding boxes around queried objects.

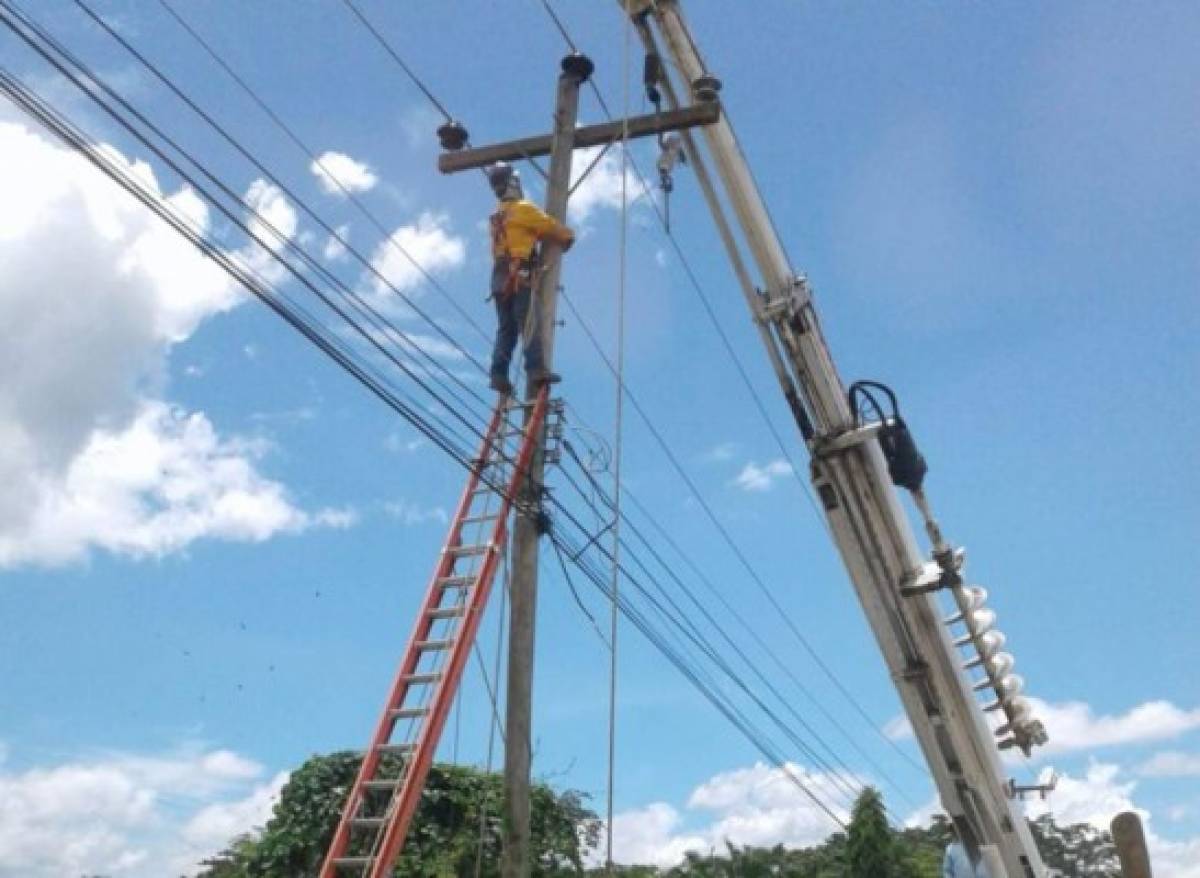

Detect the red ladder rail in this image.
[320,390,550,878]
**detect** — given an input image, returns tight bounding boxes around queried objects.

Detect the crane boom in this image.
[623,3,1050,875]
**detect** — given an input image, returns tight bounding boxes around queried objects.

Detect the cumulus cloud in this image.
[1139,751,1200,778]
[1021,762,1200,878]
[241,179,299,285]
[0,117,341,568]
[609,802,708,868]
[615,760,1200,877]
[606,762,850,867]
[0,402,352,567]
[567,144,651,225]
[1024,762,1141,828]
[883,698,1200,758]
[1032,699,1200,756]
[732,459,793,492]
[0,743,284,878]
[310,150,378,195]
[366,211,465,308]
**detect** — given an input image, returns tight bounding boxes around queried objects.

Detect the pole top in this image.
[561,52,595,82]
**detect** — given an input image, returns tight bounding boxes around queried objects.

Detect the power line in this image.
[146,0,493,347]
[71,0,490,384]
[556,447,897,815]
[325,0,894,812]
[0,4,518,487]
[8,1,898,827]
[330,0,922,798]
[0,57,857,829]
[11,0,493,455]
[338,0,455,123]
[546,524,848,831]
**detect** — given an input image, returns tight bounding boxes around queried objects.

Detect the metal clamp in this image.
[544,397,566,465]
[811,421,883,459]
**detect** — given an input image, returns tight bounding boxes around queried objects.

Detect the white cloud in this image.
[1031,699,1200,756]
[171,771,287,875]
[608,802,708,868]
[0,744,284,878]
[0,402,351,567]
[1021,762,1200,878]
[1024,762,1141,829]
[383,500,448,526]
[366,211,465,308]
[384,432,425,454]
[0,118,339,569]
[625,760,1200,878]
[323,224,350,261]
[606,762,849,867]
[1152,834,1200,878]
[732,459,793,492]
[884,698,1200,758]
[241,179,300,286]
[310,150,378,195]
[567,144,651,225]
[702,442,736,463]
[883,715,913,741]
[1139,751,1200,778]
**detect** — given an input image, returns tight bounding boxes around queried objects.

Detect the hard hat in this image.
[486,162,522,200]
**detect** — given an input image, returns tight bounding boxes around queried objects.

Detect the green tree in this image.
[1029,814,1120,878]
[197,752,599,877]
[846,788,894,877]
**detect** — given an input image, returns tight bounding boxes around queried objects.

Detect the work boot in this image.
[527,367,561,387]
[489,374,514,395]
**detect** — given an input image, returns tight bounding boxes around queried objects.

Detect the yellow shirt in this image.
[490,199,571,259]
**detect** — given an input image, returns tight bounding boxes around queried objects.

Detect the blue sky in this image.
[0,1,1197,874]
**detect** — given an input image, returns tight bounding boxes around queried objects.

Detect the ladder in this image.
[320,389,551,878]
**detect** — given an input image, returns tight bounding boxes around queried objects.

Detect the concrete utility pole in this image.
[1112,812,1154,878]
[501,54,588,878]
[436,52,718,877]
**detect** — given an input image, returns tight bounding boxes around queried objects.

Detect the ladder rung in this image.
[437,575,475,589]
[389,706,429,719]
[415,639,453,652]
[428,605,466,620]
[334,857,374,870]
[401,672,442,685]
[447,543,489,557]
[362,779,399,791]
[462,514,498,525]
[377,743,416,756]
[351,816,387,829]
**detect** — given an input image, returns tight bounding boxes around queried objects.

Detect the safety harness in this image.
[489,206,541,302]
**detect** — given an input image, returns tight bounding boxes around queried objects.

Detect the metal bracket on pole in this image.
[1005,774,1058,801]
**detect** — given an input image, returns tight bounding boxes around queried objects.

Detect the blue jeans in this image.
[490,259,544,380]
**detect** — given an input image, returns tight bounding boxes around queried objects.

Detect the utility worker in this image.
[485,162,575,395]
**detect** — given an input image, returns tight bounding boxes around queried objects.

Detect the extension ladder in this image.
[320,389,551,878]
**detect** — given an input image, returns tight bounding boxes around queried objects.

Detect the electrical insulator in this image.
[945,579,1047,755]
